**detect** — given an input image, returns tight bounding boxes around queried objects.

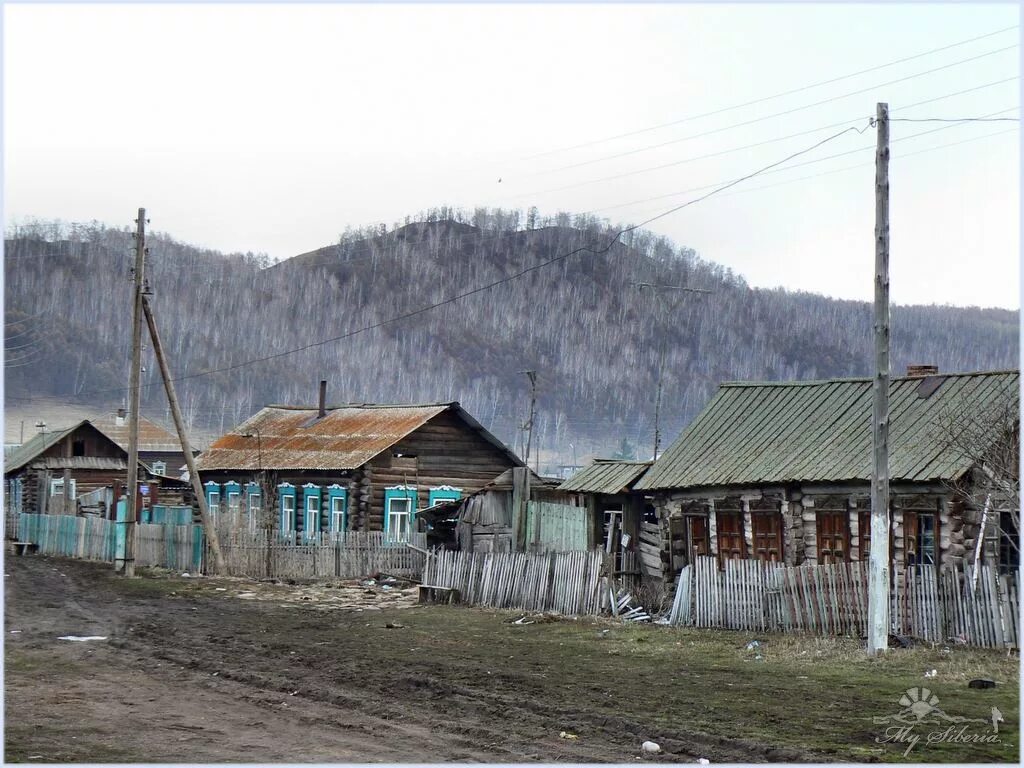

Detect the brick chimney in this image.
[906,365,939,377]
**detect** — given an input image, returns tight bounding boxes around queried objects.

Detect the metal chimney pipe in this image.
[318,380,327,418]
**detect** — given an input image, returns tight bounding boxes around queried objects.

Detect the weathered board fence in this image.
[17,513,202,571]
[422,548,605,615]
[667,556,1019,649]
[216,530,428,580]
[525,501,589,551]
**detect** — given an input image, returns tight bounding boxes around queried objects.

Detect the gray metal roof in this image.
[29,456,128,471]
[558,459,652,494]
[4,422,82,474]
[635,370,1019,490]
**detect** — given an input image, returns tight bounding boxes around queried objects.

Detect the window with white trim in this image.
[304,494,320,540]
[151,461,167,476]
[386,496,412,540]
[50,478,77,500]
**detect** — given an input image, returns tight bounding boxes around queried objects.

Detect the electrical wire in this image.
[583,106,1019,216]
[520,25,1019,160]
[889,117,1020,123]
[525,44,1017,178]
[491,77,1020,202]
[11,124,868,402]
[621,125,1019,217]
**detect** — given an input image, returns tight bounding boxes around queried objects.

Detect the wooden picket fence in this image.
[17,513,202,571]
[668,556,1019,649]
[216,530,427,580]
[422,548,605,615]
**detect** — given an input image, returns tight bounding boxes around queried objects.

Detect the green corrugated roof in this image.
[558,459,652,494]
[635,370,1019,490]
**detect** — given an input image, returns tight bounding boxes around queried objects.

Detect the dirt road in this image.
[4,555,1018,763]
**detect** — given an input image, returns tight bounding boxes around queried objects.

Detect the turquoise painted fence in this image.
[18,513,203,571]
[142,505,194,526]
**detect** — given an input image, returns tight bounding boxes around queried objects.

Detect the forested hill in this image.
[4,211,1019,466]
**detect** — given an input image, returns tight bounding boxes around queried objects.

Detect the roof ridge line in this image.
[721,369,1019,388]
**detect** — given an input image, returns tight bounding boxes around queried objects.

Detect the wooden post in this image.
[511,466,526,552]
[141,294,225,575]
[868,103,891,655]
[123,208,146,577]
[521,371,538,551]
[62,468,72,516]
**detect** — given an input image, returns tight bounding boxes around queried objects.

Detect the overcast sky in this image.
[4,2,1020,309]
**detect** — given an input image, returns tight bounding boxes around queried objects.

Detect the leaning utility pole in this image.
[868,102,891,655]
[142,295,226,575]
[122,208,147,577]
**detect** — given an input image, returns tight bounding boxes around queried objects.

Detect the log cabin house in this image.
[4,419,188,520]
[633,368,1019,583]
[193,386,524,541]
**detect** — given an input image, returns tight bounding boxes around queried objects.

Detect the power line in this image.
[520,25,1018,161]
[583,106,1018,216]
[492,77,1019,202]
[16,124,867,402]
[526,44,1016,178]
[889,117,1020,123]
[623,125,1019,215]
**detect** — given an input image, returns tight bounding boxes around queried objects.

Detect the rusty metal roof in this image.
[195,402,523,471]
[91,415,185,453]
[558,459,652,494]
[635,370,1019,490]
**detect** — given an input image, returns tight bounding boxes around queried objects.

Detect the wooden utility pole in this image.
[142,295,225,575]
[653,342,667,460]
[123,208,146,577]
[868,102,891,655]
[522,371,538,551]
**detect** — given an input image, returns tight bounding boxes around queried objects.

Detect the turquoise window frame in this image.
[245,482,261,531]
[302,484,321,541]
[223,481,242,514]
[278,483,297,539]
[327,485,348,535]
[384,486,418,541]
[204,482,221,518]
[428,486,462,507]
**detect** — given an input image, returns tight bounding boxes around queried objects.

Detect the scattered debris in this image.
[698,758,711,764]
[888,634,913,648]
[641,740,661,754]
[513,616,535,625]
[559,731,579,740]
[968,678,996,689]
[745,640,760,651]
[924,669,937,678]
[58,635,107,642]
[181,572,191,578]
[384,622,404,629]
[215,587,227,592]
[9,630,21,634]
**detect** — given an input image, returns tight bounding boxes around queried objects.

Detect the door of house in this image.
[751,511,784,562]
[716,510,745,565]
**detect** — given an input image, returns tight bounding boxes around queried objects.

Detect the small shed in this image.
[558,459,653,580]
